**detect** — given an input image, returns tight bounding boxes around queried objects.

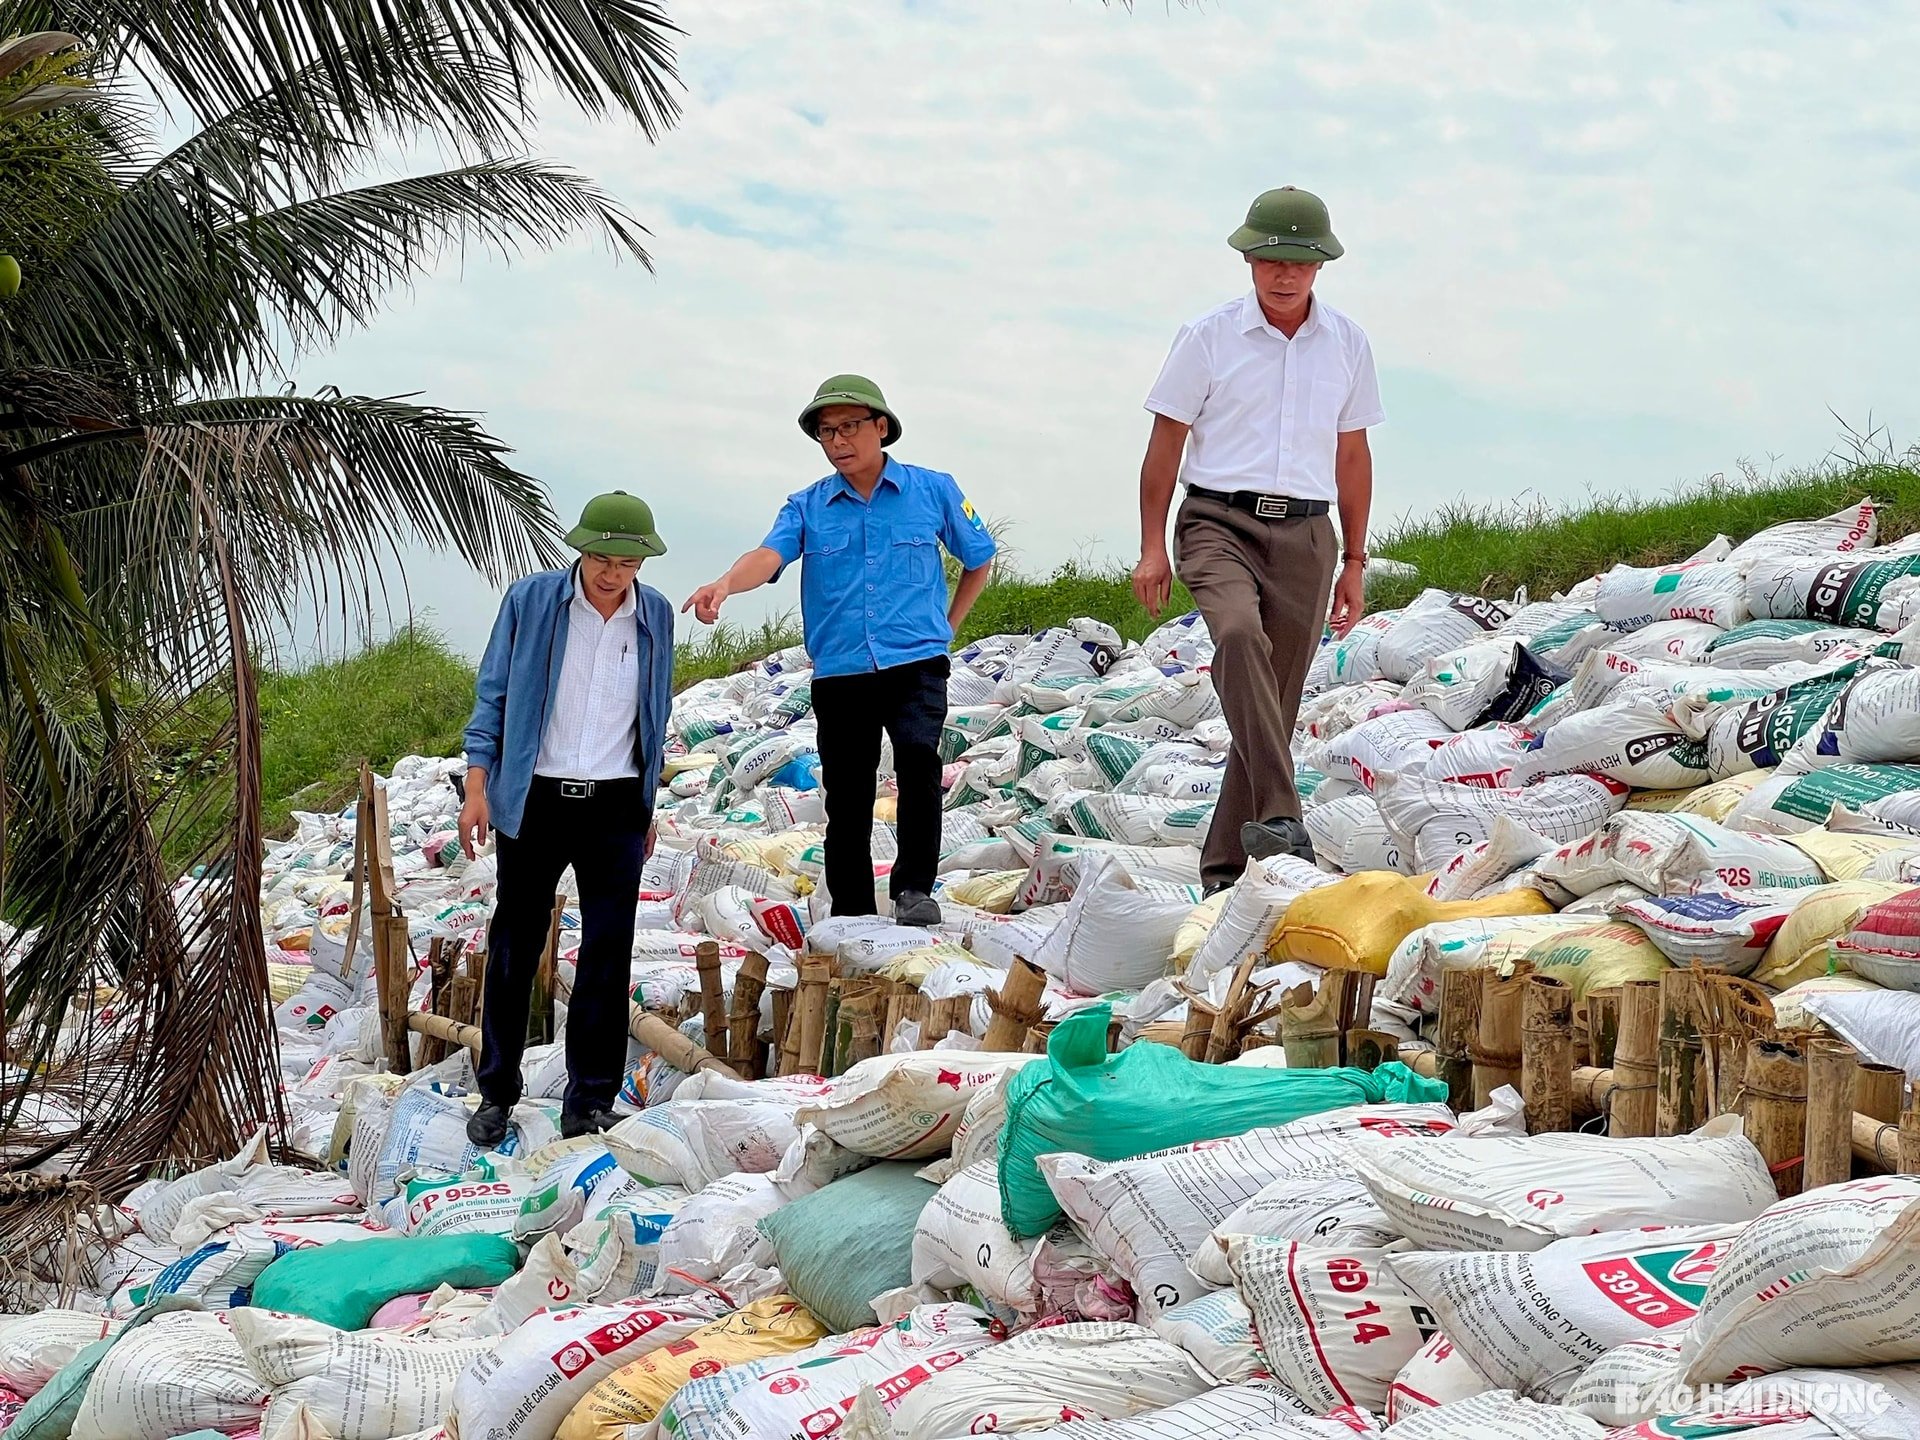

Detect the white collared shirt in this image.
[1144,291,1384,501]
[534,571,641,781]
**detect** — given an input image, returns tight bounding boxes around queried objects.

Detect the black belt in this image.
[1186,485,1330,519]
[533,775,643,799]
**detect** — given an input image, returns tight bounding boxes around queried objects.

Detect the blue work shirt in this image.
[763,456,997,679]
[463,566,675,838]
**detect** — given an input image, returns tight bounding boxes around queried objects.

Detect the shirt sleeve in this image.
[463,587,516,775]
[1339,331,1386,431]
[1143,321,1210,424]
[936,473,998,571]
[761,496,806,577]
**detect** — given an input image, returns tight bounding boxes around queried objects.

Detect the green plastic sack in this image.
[756,1162,936,1333]
[996,1004,1451,1237]
[7,1296,201,1440]
[248,1232,519,1330]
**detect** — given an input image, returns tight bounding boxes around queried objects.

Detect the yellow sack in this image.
[1270,871,1554,976]
[555,1296,827,1439]
[1675,770,1770,822]
[1518,922,1670,1001]
[721,830,819,875]
[1626,788,1696,813]
[1173,891,1231,970]
[1780,830,1919,883]
[944,870,1025,914]
[877,941,979,986]
[1771,972,1885,1030]
[874,796,899,824]
[1753,880,1913,989]
[662,753,714,778]
[266,963,309,1004]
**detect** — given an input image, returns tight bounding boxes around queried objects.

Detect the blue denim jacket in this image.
[463,566,674,838]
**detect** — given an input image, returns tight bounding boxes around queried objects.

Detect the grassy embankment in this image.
[254,459,1920,834]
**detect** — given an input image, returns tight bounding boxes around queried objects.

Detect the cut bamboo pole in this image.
[1207,951,1269,1064]
[1741,1040,1807,1198]
[420,939,453,1066]
[1804,1039,1859,1192]
[818,979,846,1076]
[1345,1030,1399,1073]
[1656,968,1705,1137]
[1472,969,1528,1109]
[728,953,770,1079]
[629,1007,739,1079]
[1573,1065,1614,1120]
[1280,980,1342,1070]
[893,988,928,1051]
[770,988,793,1074]
[1522,975,1575,1135]
[1854,1112,1903,1173]
[791,958,832,1075]
[528,894,563,1046]
[1857,1063,1904,1124]
[926,995,972,1049]
[1179,997,1217,1062]
[983,959,1048,1052]
[1612,980,1661,1139]
[695,940,729,1059]
[1587,988,1622,1070]
[1903,1090,1920,1176]
[407,1010,480,1054]
[842,985,883,1070]
[1435,967,1480,1112]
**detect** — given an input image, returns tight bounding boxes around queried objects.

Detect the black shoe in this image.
[892,890,942,927]
[466,1101,511,1150]
[561,1106,620,1139]
[1204,879,1234,898]
[1241,817,1316,865]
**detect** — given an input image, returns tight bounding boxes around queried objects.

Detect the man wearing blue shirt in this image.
[458,490,675,1147]
[687,375,996,926]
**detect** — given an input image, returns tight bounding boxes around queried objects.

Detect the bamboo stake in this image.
[926,995,972,1049]
[1612,980,1661,1139]
[1573,1065,1614,1120]
[1804,1039,1859,1193]
[695,939,729,1059]
[629,1007,740,1079]
[1345,1030,1399,1073]
[1179,997,1218,1061]
[1435,967,1480,1112]
[526,894,563,1047]
[842,986,883,1069]
[892,987,928,1052]
[1587,988,1622,1069]
[1853,1112,1903,1173]
[982,959,1048,1052]
[1903,1089,1920,1176]
[770,988,793,1074]
[1280,980,1342,1070]
[1522,975,1575,1135]
[420,939,453,1066]
[818,979,845,1077]
[1472,969,1528,1110]
[728,953,770,1079]
[1207,950,1269,1064]
[1857,1063,1904,1124]
[407,1010,480,1054]
[791,958,832,1075]
[1656,968,1704,1137]
[1740,1040,1807,1199]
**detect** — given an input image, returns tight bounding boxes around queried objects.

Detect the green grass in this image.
[256,628,476,833]
[248,456,1920,838]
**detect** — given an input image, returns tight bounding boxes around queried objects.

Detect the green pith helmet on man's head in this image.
[563,490,667,558]
[1228,186,1344,263]
[797,373,902,446]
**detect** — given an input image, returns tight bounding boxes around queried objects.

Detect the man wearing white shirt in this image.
[1133,186,1382,890]
[459,491,675,1145]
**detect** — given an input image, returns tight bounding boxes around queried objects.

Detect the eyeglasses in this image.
[814,416,878,442]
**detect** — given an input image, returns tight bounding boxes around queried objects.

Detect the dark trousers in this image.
[811,656,949,914]
[1174,496,1338,889]
[477,775,648,1116]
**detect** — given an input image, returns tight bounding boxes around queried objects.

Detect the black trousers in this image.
[477,775,648,1116]
[811,656,949,914]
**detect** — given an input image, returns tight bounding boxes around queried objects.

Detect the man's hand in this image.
[1329,561,1366,638]
[643,823,657,863]
[1132,547,1174,618]
[458,781,491,860]
[683,580,730,625]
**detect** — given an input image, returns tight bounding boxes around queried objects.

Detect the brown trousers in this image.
[1173,492,1337,888]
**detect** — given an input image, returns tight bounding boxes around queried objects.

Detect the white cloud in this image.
[295,0,1920,657]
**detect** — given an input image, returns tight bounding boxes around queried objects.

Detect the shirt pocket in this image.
[889,531,941,587]
[1309,375,1349,435]
[802,521,857,588]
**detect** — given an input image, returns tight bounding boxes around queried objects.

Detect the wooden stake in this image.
[1346,1030,1399,1073]
[1587,988,1622,1069]
[526,893,564,1047]
[1280,979,1342,1070]
[818,978,845,1076]
[1697,973,1776,1120]
[695,939,729,1059]
[1656,968,1704,1138]
[1472,968,1528,1109]
[1740,1040,1807,1198]
[1903,1089,1920,1176]
[842,985,883,1069]
[1522,974,1575,1135]
[362,765,415,1074]
[1435,967,1481,1112]
[1207,950,1269,1064]
[1804,1039,1859,1192]
[407,1009,480,1055]
[770,987,793,1076]
[629,1007,739,1079]
[1572,1065,1614,1120]
[420,939,453,1066]
[893,987,928,1051]
[728,953,770,1079]
[792,958,832,1075]
[1612,980,1660,1139]
[1853,1111,1903,1173]
[926,995,972,1049]
[1856,1063,1904,1124]
[1179,997,1218,1061]
[982,959,1049,1052]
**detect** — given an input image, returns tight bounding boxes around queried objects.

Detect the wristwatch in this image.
[1342,551,1368,566]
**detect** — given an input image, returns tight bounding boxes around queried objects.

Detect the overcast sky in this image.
[294,0,1920,659]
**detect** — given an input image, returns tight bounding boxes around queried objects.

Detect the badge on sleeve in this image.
[961,497,985,530]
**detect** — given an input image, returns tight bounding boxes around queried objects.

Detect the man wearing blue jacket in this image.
[458,491,674,1146]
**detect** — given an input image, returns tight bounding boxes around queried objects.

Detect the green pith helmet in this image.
[797,373,901,446]
[1228,186,1344,263]
[563,490,667,558]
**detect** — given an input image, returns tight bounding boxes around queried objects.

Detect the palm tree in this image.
[0,1,680,1300]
